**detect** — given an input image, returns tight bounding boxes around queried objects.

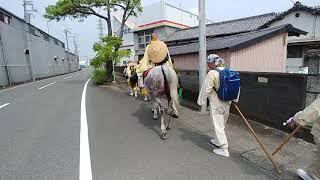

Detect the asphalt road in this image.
[86,82,276,180]
[0,69,277,179]
[0,71,88,179]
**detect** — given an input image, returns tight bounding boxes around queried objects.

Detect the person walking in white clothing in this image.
[197,54,232,157]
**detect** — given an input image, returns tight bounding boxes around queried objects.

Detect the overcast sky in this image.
[0,0,318,61]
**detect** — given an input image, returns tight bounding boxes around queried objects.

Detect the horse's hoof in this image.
[161,131,168,140]
[153,115,158,120]
[171,114,179,119]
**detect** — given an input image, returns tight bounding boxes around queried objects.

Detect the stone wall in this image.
[305,49,320,106]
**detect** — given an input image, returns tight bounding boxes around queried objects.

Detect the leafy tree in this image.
[45,0,142,37]
[45,0,142,81]
[90,36,131,83]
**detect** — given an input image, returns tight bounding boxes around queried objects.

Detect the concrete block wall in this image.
[0,13,79,87]
[305,49,320,105]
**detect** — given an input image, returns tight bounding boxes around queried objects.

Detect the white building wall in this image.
[270,11,320,39]
[164,4,199,27]
[0,8,78,87]
[112,16,135,65]
[0,14,30,84]
[135,2,164,27]
[135,1,206,28]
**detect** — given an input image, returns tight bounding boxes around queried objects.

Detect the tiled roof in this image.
[166,13,277,42]
[261,2,320,28]
[169,24,306,55]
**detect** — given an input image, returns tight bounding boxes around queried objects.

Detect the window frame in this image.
[54,39,59,45]
[137,30,154,50]
[0,12,12,25]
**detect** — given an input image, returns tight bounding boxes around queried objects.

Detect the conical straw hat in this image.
[147,40,168,63]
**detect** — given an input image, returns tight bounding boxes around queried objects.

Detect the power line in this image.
[288,0,295,4]
[34,0,68,29]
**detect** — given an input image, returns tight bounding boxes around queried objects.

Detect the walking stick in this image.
[233,103,281,174]
[272,125,302,156]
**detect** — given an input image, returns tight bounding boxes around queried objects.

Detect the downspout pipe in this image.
[0,29,11,86]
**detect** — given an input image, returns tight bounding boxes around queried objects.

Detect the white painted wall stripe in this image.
[0,103,10,110]
[80,78,92,180]
[38,82,56,90]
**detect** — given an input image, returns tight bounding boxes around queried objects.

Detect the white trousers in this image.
[210,105,230,149]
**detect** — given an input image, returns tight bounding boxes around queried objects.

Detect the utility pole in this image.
[23,0,36,82]
[73,36,80,70]
[64,29,71,60]
[199,0,207,112]
[97,18,104,39]
[73,36,79,56]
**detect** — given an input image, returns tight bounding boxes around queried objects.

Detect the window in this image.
[42,33,49,41]
[123,28,130,34]
[123,61,127,65]
[4,15,11,24]
[62,43,65,48]
[0,12,12,25]
[137,30,153,50]
[54,39,59,45]
[28,26,36,36]
[0,12,4,22]
[287,46,303,58]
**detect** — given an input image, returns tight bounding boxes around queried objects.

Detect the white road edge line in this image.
[0,103,10,110]
[80,78,92,180]
[38,82,56,90]
[64,76,73,80]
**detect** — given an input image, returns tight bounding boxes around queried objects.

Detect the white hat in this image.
[207,54,224,65]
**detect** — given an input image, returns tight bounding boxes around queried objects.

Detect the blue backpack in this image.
[215,68,240,101]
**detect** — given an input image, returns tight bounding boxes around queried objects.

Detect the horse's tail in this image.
[161,65,171,102]
[161,65,179,118]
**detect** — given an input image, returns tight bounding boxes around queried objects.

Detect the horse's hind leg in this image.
[160,109,168,140]
[156,98,167,140]
[152,100,158,119]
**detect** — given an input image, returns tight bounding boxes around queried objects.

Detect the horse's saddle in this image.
[143,68,153,79]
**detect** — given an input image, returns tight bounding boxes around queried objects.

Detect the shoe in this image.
[130,92,133,96]
[296,169,315,180]
[210,139,220,147]
[144,97,148,101]
[213,148,229,157]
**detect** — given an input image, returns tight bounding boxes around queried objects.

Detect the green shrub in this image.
[92,68,107,85]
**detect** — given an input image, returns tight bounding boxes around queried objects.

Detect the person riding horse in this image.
[136,33,178,118]
[127,62,139,97]
[137,34,179,139]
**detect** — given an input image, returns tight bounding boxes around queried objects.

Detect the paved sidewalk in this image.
[115,82,315,178]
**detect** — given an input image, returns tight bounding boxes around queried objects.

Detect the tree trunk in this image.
[119,9,128,38]
[105,60,113,81]
[107,9,112,36]
[104,7,113,81]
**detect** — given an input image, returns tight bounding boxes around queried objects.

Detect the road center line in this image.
[80,78,92,180]
[64,76,73,80]
[0,103,10,110]
[38,82,56,90]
